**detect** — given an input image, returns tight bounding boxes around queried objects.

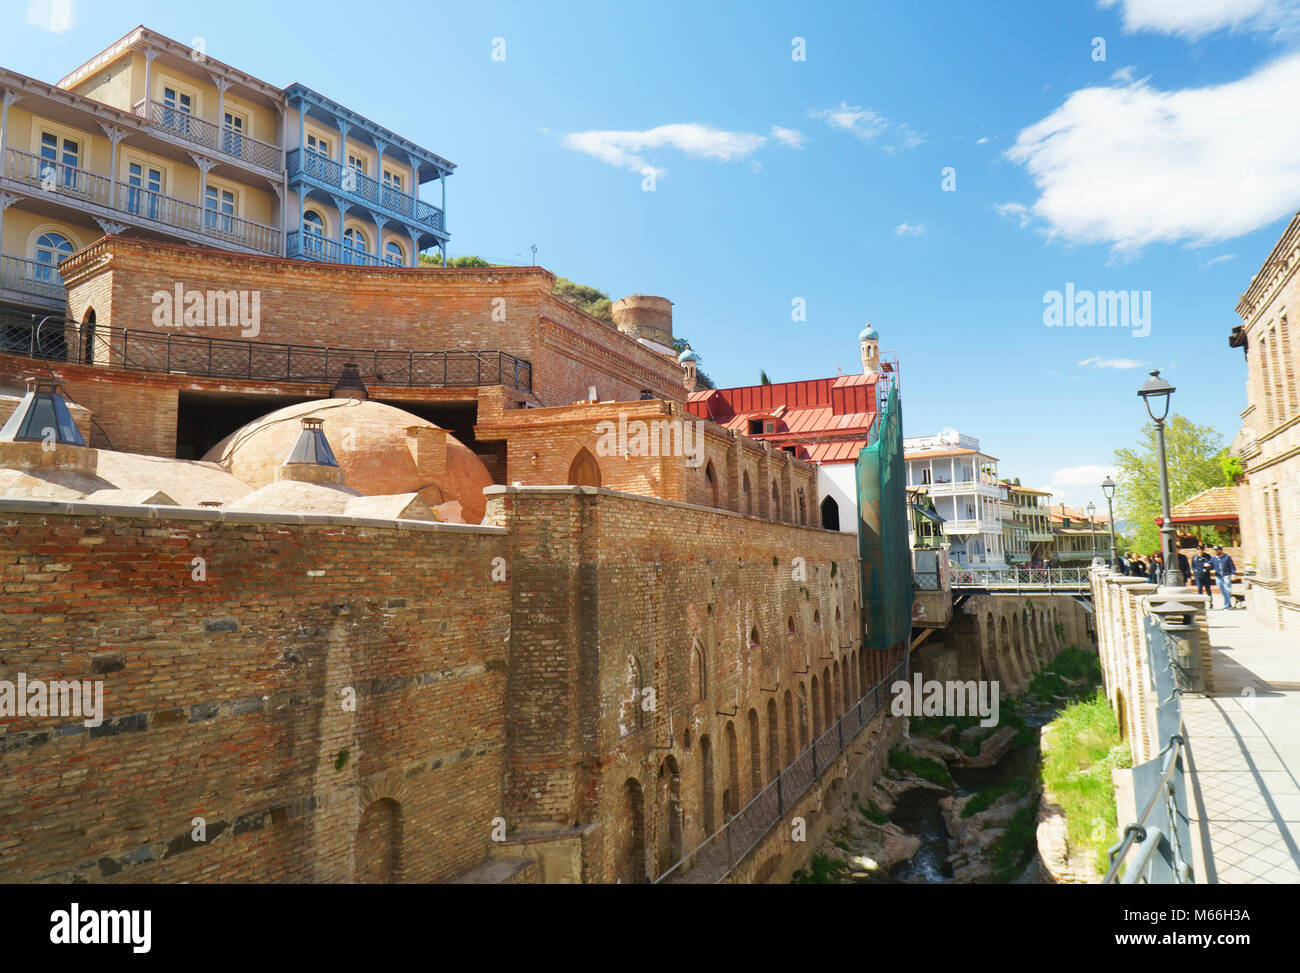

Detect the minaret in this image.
[678,345,699,392]
[859,324,880,375]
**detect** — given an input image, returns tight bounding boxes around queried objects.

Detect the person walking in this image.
[1130,554,1144,579]
[1147,552,1161,585]
[1211,545,1237,610]
[1192,547,1214,598]
[1178,550,1191,586]
[1116,551,1128,575]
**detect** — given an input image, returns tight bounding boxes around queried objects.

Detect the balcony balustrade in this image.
[287,148,445,235]
[132,99,282,172]
[0,253,66,305]
[2,147,281,255]
[286,230,400,267]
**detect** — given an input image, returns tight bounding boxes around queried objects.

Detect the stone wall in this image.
[1091,567,1212,764]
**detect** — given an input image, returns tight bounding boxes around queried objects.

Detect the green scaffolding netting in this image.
[856,386,912,650]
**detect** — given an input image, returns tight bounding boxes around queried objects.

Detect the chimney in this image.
[331,363,369,400]
[277,417,345,484]
[0,377,96,474]
[405,424,447,481]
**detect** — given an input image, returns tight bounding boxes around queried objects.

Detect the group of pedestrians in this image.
[1114,545,1238,609]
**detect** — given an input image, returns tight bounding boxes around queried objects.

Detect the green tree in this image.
[1112,415,1226,552]
[420,253,493,268]
[759,370,772,386]
[552,277,614,325]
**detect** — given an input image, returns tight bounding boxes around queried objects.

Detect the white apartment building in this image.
[904,431,1006,570]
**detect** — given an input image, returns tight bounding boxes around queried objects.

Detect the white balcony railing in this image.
[132,99,282,172]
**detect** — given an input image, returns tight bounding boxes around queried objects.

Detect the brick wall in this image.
[57,236,688,410]
[0,504,509,883]
[483,485,866,883]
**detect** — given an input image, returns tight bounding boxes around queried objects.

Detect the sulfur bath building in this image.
[0,238,907,883]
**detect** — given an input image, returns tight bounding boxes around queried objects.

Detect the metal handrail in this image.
[0,316,533,392]
[137,100,282,172]
[288,148,445,232]
[1104,727,1192,884]
[654,658,908,884]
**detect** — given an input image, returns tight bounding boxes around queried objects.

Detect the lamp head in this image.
[1137,369,1175,422]
[1101,476,1116,500]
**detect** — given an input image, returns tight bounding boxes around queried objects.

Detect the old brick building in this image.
[0,235,907,883]
[1231,209,1300,629]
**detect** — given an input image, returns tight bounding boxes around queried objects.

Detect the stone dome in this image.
[678,346,698,364]
[202,398,494,523]
[859,325,878,342]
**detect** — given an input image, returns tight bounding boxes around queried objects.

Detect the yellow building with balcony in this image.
[0,25,453,321]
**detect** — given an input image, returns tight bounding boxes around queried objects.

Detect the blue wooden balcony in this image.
[287,148,445,236]
[286,230,399,266]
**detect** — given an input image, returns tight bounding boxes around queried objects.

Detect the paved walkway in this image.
[1182,608,1300,884]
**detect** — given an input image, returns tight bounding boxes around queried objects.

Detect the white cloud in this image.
[1098,0,1300,38]
[1051,464,1118,487]
[976,136,992,145]
[809,102,924,151]
[1006,52,1300,254]
[770,125,807,149]
[1078,354,1145,369]
[1110,66,1136,83]
[26,0,75,33]
[1204,253,1237,266]
[895,222,926,236]
[995,202,1032,228]
[809,102,888,141]
[562,123,767,175]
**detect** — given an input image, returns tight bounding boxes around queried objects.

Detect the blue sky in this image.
[9,0,1300,510]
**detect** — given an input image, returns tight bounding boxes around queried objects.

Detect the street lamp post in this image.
[1138,369,1184,588]
[1087,501,1097,559]
[1101,476,1118,570]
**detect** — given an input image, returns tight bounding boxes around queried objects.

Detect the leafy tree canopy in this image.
[1112,414,1228,552]
[420,253,493,268]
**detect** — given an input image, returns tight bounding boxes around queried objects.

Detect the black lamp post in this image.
[1138,369,1183,587]
[1101,476,1118,569]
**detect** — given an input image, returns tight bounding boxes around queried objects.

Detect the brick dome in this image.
[202,399,494,523]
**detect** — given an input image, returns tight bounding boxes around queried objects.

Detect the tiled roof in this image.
[903,447,999,461]
[1170,486,1238,524]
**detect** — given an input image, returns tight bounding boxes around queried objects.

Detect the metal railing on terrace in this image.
[950,567,1092,591]
[0,317,533,392]
[288,149,446,234]
[133,99,282,172]
[1104,607,1196,884]
[655,658,908,884]
[2,147,281,255]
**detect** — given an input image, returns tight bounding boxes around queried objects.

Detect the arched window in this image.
[384,240,405,266]
[355,798,402,883]
[342,226,369,263]
[796,488,806,525]
[813,609,821,627]
[568,447,602,487]
[749,626,760,649]
[704,460,719,507]
[81,309,96,365]
[742,471,753,515]
[621,779,647,883]
[34,232,74,281]
[690,641,707,701]
[821,495,840,531]
[302,210,326,258]
[787,615,795,635]
[771,480,780,519]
